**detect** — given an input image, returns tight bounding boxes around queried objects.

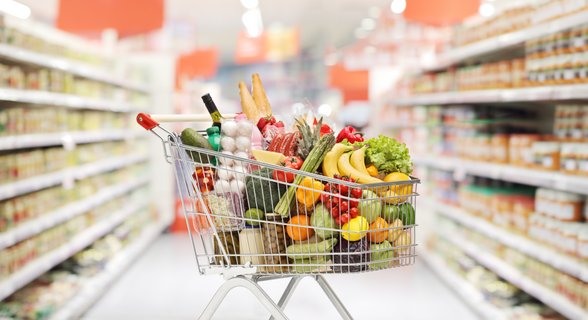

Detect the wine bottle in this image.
[201,93,222,129]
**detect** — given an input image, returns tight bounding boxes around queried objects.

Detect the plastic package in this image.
[216,117,254,194]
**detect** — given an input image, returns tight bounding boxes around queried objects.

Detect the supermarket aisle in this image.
[82,233,478,320]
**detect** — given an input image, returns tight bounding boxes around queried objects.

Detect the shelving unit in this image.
[0,129,148,150]
[0,153,148,201]
[0,201,147,301]
[412,156,588,195]
[393,84,588,106]
[0,177,149,250]
[420,9,588,71]
[0,43,149,93]
[420,250,508,320]
[423,198,588,282]
[436,231,588,320]
[0,88,143,111]
[47,216,172,320]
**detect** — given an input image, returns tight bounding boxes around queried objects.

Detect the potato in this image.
[387,219,404,243]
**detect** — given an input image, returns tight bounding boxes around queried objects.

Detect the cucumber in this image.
[286,238,337,260]
[293,256,326,273]
[180,128,214,164]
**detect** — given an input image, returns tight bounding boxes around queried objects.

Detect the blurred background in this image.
[1,0,588,319]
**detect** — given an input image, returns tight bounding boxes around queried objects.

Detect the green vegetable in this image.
[286,238,337,260]
[274,132,336,217]
[369,240,393,269]
[310,203,340,239]
[245,168,287,214]
[343,135,412,175]
[244,208,264,226]
[382,203,415,225]
[293,256,326,273]
[358,190,382,224]
[180,128,214,164]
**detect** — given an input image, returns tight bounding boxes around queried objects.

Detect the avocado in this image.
[180,128,214,164]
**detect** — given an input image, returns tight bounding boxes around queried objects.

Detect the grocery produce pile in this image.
[179,74,417,273]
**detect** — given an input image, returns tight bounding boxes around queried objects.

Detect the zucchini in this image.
[274,132,336,217]
[286,238,337,260]
[293,256,327,273]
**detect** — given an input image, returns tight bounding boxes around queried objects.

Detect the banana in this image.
[349,146,370,176]
[337,153,382,184]
[322,144,355,178]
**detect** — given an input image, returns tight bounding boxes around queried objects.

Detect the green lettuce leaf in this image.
[352,135,413,175]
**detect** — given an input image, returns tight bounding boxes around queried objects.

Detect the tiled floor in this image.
[82,233,479,320]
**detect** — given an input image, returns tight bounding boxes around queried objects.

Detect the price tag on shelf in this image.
[60,133,76,151]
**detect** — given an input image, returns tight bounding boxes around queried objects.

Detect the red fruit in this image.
[334,216,342,226]
[339,201,349,212]
[349,207,359,218]
[325,199,334,210]
[350,199,359,208]
[274,121,285,128]
[331,206,340,218]
[338,184,349,195]
[332,196,340,206]
[283,156,304,170]
[320,193,330,203]
[351,188,363,198]
[340,213,350,224]
[324,184,331,192]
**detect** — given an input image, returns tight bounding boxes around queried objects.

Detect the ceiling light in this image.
[318,104,332,116]
[479,3,495,16]
[0,0,30,19]
[240,0,258,9]
[369,7,382,19]
[354,28,369,39]
[390,0,406,14]
[242,8,263,37]
[361,18,376,31]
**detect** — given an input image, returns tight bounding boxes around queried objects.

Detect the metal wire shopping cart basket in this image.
[137,113,420,320]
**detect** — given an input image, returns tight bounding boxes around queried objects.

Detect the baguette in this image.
[239,81,259,121]
[252,73,272,116]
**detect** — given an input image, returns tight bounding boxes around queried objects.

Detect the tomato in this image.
[320,193,330,203]
[349,199,359,208]
[351,188,363,198]
[323,184,331,192]
[332,195,340,206]
[272,168,295,183]
[325,199,334,210]
[338,184,349,195]
[349,207,359,219]
[340,213,350,224]
[283,156,304,170]
[331,206,340,218]
[339,201,349,213]
[334,216,342,226]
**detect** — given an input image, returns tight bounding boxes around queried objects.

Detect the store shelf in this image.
[0,201,147,301]
[0,129,149,151]
[0,88,143,112]
[413,156,588,196]
[420,250,508,320]
[424,198,588,282]
[0,43,148,92]
[421,10,588,71]
[0,177,149,250]
[48,217,171,320]
[436,231,588,320]
[393,84,588,106]
[0,153,149,201]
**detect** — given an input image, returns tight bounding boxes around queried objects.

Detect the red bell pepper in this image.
[336,126,364,144]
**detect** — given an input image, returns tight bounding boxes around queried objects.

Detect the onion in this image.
[237,120,253,137]
[215,180,231,193]
[222,121,238,137]
[218,151,234,166]
[221,136,236,153]
[217,165,235,181]
[235,136,251,151]
[230,179,245,194]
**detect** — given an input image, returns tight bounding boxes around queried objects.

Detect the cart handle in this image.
[136,113,238,130]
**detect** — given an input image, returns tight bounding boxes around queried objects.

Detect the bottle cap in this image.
[206,127,219,135]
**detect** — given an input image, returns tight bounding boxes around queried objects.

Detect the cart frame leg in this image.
[268,276,303,320]
[315,275,353,320]
[198,276,289,320]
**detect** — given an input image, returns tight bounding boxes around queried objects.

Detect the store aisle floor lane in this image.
[81,234,479,320]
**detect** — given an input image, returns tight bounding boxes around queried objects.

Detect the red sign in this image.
[328,64,369,103]
[176,48,219,83]
[57,0,164,37]
[404,0,479,25]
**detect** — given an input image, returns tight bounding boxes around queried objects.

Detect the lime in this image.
[244,208,264,226]
[382,203,415,225]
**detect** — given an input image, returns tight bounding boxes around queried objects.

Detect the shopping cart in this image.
[137,113,420,320]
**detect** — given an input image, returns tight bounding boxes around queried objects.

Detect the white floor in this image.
[81,233,479,320]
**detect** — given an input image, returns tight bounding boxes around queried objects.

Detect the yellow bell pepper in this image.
[366,164,378,176]
[296,177,323,208]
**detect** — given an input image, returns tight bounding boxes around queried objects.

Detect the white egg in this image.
[221,136,237,153]
[234,151,249,159]
[215,179,232,193]
[235,136,251,151]
[218,151,234,166]
[231,165,248,180]
[230,179,245,194]
[217,165,235,181]
[222,121,238,137]
[237,120,253,137]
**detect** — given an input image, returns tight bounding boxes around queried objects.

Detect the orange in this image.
[286,215,314,241]
[368,217,389,243]
[383,172,412,204]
